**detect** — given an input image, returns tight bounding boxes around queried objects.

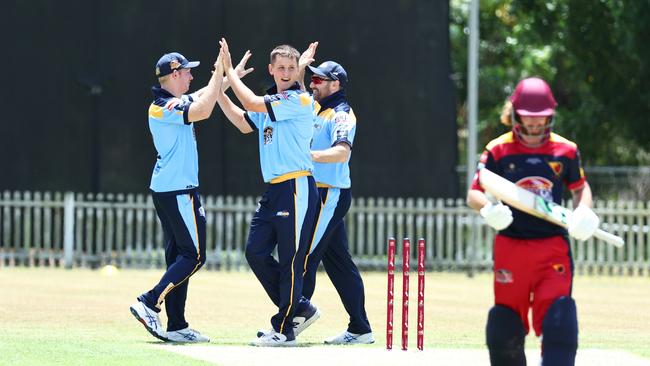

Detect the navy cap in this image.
[308,61,348,86]
[155,52,200,77]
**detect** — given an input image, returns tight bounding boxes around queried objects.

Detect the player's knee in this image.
[541,296,578,366]
[244,246,263,268]
[197,254,206,268]
[182,253,202,269]
[486,305,526,366]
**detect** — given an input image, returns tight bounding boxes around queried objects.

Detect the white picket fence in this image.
[1,191,648,275]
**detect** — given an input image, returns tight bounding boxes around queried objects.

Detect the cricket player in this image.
[129,50,224,343]
[467,77,600,366]
[288,54,374,345]
[215,38,319,347]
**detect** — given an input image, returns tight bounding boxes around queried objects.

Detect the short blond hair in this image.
[157,74,170,84]
[270,44,300,65]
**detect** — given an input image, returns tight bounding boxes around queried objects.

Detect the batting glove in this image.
[480,202,513,231]
[568,205,600,241]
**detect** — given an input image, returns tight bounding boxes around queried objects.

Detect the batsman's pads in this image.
[486,305,526,366]
[567,205,599,241]
[541,296,578,366]
[480,202,514,231]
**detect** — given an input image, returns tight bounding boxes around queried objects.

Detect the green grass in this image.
[0,267,648,365]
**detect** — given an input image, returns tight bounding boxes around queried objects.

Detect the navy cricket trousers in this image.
[300,187,371,334]
[245,175,319,338]
[139,189,206,331]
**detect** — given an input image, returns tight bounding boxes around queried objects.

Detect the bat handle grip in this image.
[594,229,625,248]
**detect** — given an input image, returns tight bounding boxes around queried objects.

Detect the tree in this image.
[452,0,650,166]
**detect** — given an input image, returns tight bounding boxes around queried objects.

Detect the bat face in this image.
[533,195,570,226]
[478,168,561,224]
[478,168,624,247]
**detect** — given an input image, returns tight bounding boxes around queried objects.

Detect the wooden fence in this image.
[1,191,648,275]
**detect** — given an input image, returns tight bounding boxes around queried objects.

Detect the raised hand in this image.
[299,41,319,70]
[234,50,254,79]
[219,38,234,71]
[221,50,254,91]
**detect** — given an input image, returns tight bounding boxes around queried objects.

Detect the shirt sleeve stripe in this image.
[263,95,277,122]
[243,112,258,131]
[332,139,352,149]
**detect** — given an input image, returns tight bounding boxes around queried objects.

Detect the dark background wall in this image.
[2,0,458,198]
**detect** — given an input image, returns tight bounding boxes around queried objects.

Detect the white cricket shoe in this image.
[250,331,297,347]
[293,303,321,336]
[324,331,375,345]
[166,327,210,343]
[129,301,168,342]
[256,328,273,338]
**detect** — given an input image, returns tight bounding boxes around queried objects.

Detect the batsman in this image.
[467,77,600,366]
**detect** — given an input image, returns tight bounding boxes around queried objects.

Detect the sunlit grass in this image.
[1,268,648,365]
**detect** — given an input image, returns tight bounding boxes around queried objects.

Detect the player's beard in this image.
[312,88,322,102]
[514,123,551,147]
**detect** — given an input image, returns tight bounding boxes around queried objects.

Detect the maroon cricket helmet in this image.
[510,77,557,117]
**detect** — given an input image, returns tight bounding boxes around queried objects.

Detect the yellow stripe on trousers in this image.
[304,188,329,274]
[155,194,202,308]
[280,179,299,334]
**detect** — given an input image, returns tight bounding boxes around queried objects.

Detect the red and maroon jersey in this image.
[470,131,586,239]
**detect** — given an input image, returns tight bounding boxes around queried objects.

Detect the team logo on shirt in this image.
[515,176,554,202]
[495,269,513,283]
[276,211,290,217]
[548,162,563,178]
[263,126,274,145]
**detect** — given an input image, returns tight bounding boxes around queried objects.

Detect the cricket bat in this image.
[478,168,624,248]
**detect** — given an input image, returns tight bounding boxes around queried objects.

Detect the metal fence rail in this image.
[1,191,648,275]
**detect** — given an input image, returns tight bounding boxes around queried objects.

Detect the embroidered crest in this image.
[263,126,274,145]
[169,59,181,70]
[495,269,513,284]
[548,161,564,178]
[552,263,566,274]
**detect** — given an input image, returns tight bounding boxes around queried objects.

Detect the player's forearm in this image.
[467,189,489,212]
[190,86,208,100]
[216,92,253,133]
[571,182,593,209]
[311,145,350,163]
[189,72,223,122]
[225,68,264,112]
[221,76,231,92]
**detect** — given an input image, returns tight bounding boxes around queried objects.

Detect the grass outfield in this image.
[0,267,648,365]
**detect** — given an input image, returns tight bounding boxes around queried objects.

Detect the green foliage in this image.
[452,0,650,165]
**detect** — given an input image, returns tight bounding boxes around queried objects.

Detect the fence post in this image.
[63,192,75,269]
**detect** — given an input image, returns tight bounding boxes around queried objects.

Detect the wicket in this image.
[386,237,425,351]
